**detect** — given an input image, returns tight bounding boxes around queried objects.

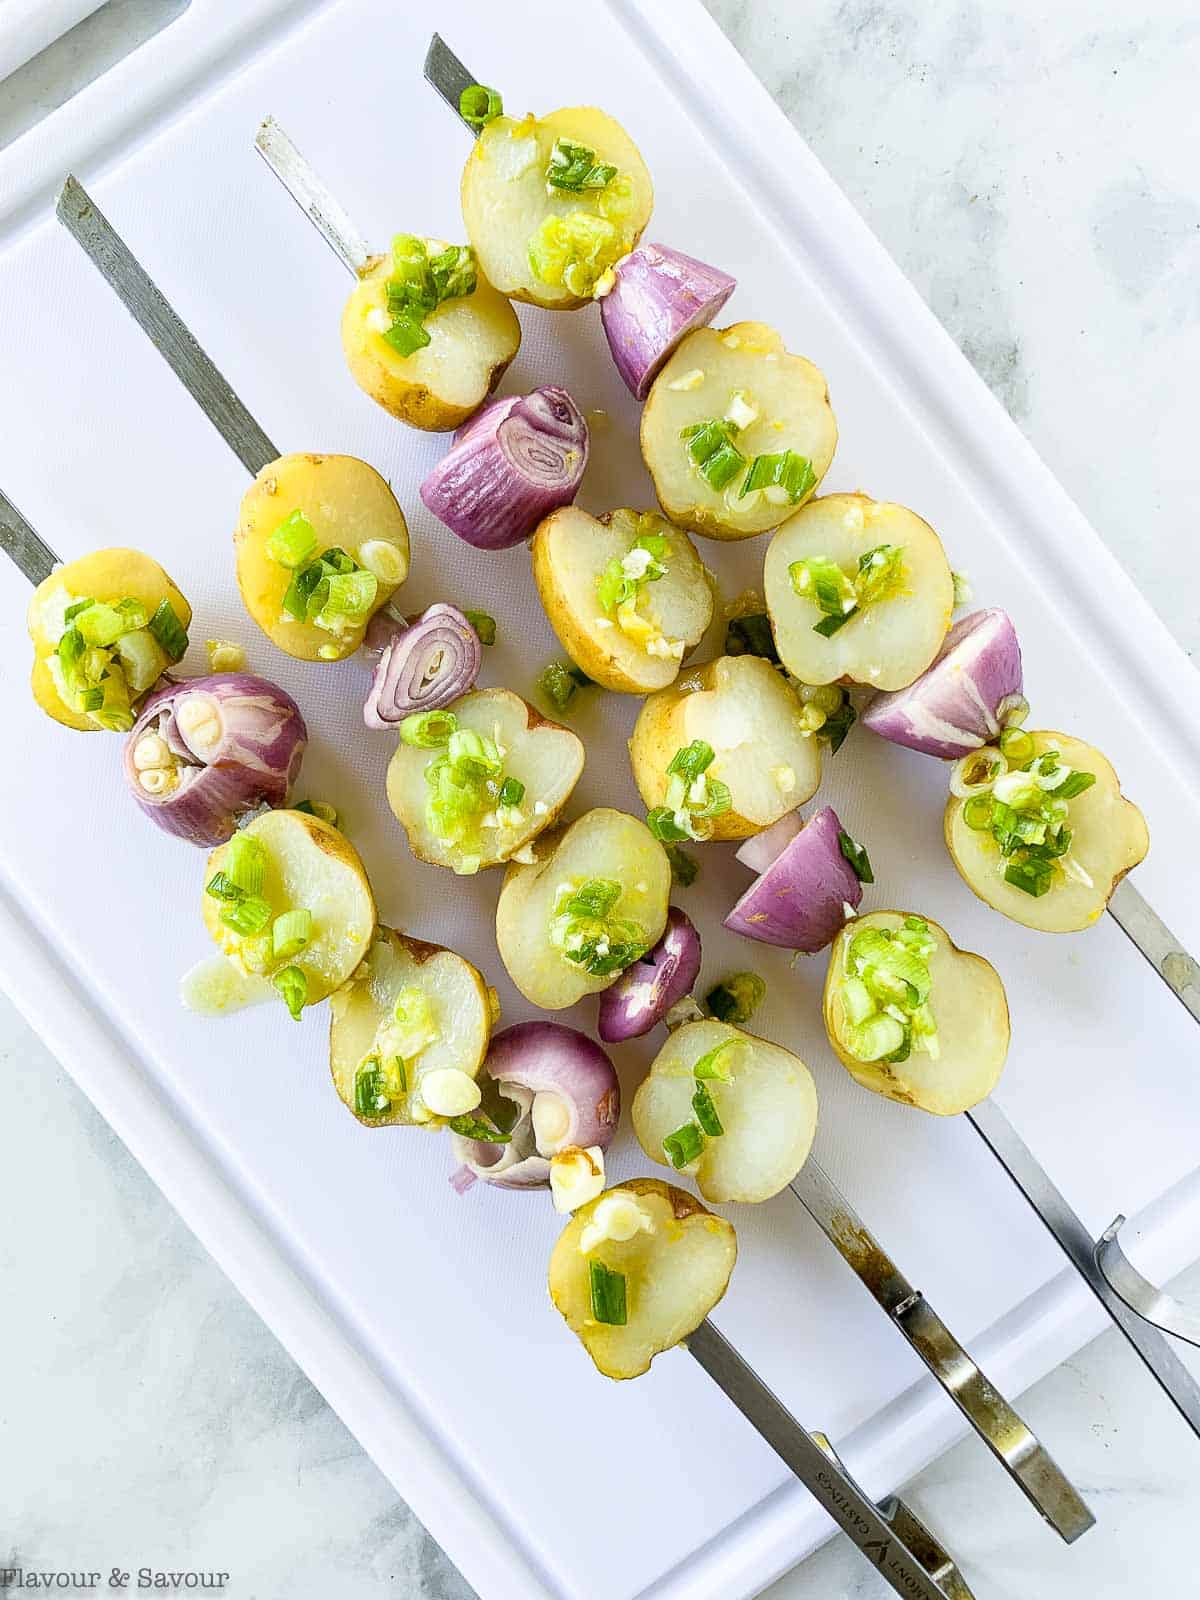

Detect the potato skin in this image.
[340,250,521,432]
[530,508,712,694]
[234,453,409,662]
[27,547,192,731]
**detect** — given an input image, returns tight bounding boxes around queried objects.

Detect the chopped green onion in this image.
[588,1258,627,1326]
[680,419,745,491]
[464,609,496,645]
[380,234,477,355]
[546,139,618,193]
[271,908,312,961]
[838,829,874,883]
[691,780,731,820]
[818,696,857,755]
[962,794,993,830]
[692,1081,724,1138]
[498,776,525,807]
[63,597,94,622]
[79,686,105,712]
[76,600,144,647]
[226,832,267,896]
[447,727,503,777]
[725,612,778,661]
[663,1121,705,1170]
[791,546,904,637]
[538,659,590,712]
[952,570,973,607]
[273,965,308,1021]
[399,710,457,747]
[562,879,622,919]
[429,244,477,303]
[667,740,715,784]
[1004,857,1055,897]
[267,509,319,570]
[693,1040,736,1082]
[205,871,242,902]
[646,807,693,843]
[221,895,272,936]
[382,312,431,357]
[596,531,669,614]
[849,1013,907,1061]
[459,83,503,130]
[147,599,188,662]
[812,609,857,639]
[664,843,699,888]
[447,1112,512,1144]
[739,450,815,504]
[294,799,339,828]
[528,210,620,298]
[354,1060,391,1119]
[1054,771,1096,801]
[705,972,766,1026]
[315,570,378,628]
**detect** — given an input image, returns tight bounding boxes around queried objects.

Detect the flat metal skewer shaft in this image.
[254,118,371,278]
[0,489,59,586]
[55,176,279,478]
[967,1097,1200,1435]
[1107,878,1200,1026]
[792,1160,1093,1542]
[689,1321,976,1600]
[423,34,484,136]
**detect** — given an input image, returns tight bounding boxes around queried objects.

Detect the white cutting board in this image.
[1,4,1199,1599]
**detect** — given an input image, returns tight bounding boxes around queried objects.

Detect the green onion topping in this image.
[464,609,496,646]
[226,832,267,896]
[547,139,618,193]
[953,744,1096,896]
[588,1258,628,1326]
[267,509,319,570]
[739,450,816,504]
[838,829,874,883]
[537,659,591,713]
[664,843,699,888]
[220,895,272,936]
[693,1040,736,1082]
[680,419,745,491]
[399,710,458,747]
[819,695,857,755]
[646,741,731,843]
[663,1120,705,1170]
[692,1081,724,1138]
[273,965,308,1021]
[705,972,765,1026]
[447,1112,513,1144]
[790,545,905,638]
[839,918,938,1064]
[596,525,669,614]
[271,908,312,961]
[147,599,189,662]
[550,879,646,978]
[498,776,525,807]
[459,83,503,130]
[380,233,477,358]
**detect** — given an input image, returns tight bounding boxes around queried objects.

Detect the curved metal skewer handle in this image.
[791,1161,1093,1542]
[1095,1216,1200,1348]
[688,1321,977,1600]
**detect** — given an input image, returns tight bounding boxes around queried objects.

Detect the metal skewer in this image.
[46,174,983,1599]
[0,488,58,583]
[1107,878,1200,1027]
[1094,1217,1200,1348]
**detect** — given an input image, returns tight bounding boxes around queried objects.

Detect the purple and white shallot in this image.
[597,907,702,1042]
[363,603,481,729]
[124,674,307,847]
[725,805,863,952]
[449,1021,619,1190]
[600,243,737,400]
[861,609,1027,760]
[419,386,589,552]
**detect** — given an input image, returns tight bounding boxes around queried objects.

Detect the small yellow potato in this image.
[235,453,410,662]
[385,687,584,874]
[28,548,191,731]
[340,242,521,432]
[530,506,713,693]
[641,322,837,540]
[632,1019,819,1203]
[495,808,671,1010]
[548,1178,737,1379]
[328,927,492,1128]
[461,107,653,309]
[201,808,374,1009]
[763,493,954,690]
[945,731,1148,933]
[824,911,1010,1117]
[629,654,821,840]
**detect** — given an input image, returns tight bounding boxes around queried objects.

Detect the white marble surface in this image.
[2,1,1199,1597]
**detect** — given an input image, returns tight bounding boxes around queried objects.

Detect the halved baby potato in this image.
[386,687,584,874]
[328,926,492,1128]
[763,493,954,690]
[629,654,821,840]
[461,107,653,309]
[28,548,191,731]
[201,809,375,1010]
[530,506,713,693]
[641,322,837,541]
[495,808,671,1010]
[632,1019,819,1203]
[945,731,1149,933]
[548,1178,737,1380]
[340,241,521,432]
[235,453,410,663]
[824,911,1009,1116]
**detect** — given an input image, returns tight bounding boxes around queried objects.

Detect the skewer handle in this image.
[55,176,279,478]
[688,1320,976,1600]
[1095,1215,1200,1348]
